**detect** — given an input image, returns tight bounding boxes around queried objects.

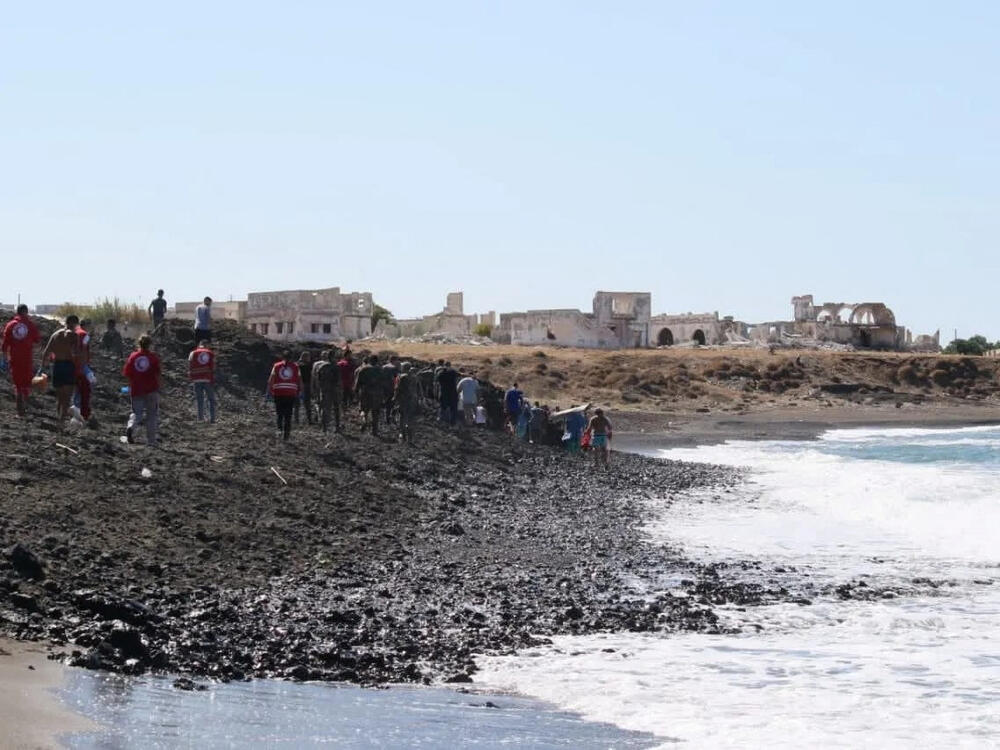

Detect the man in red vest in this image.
[188,343,216,423]
[123,335,162,446]
[74,318,94,422]
[1,304,41,417]
[267,350,302,440]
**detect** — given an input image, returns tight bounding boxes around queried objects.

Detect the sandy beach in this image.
[0,639,96,749]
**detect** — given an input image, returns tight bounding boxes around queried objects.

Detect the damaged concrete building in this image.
[374,293,495,339]
[747,294,938,350]
[649,312,749,347]
[244,287,373,343]
[493,292,651,349]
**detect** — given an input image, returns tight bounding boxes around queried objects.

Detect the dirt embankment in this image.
[1,318,761,685]
[370,343,1000,416]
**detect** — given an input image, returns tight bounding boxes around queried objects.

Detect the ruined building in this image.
[374,293,495,339]
[244,287,373,343]
[493,292,651,349]
[747,294,938,350]
[648,312,749,347]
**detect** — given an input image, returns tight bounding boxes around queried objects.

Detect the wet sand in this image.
[0,639,96,749]
[612,402,1000,451]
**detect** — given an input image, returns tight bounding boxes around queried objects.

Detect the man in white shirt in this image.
[194,297,212,345]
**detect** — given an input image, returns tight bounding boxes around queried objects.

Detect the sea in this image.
[476,425,1000,748]
[60,425,1000,748]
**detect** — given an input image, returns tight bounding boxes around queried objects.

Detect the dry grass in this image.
[368,343,1000,413]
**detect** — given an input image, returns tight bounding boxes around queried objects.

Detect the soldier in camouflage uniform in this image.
[311,349,342,433]
[394,362,421,444]
[353,355,384,435]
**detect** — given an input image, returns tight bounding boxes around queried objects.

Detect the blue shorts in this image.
[591,434,608,448]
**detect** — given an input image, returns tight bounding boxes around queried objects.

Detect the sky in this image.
[2,1,999,339]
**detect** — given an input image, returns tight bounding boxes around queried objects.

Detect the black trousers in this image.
[274,396,296,439]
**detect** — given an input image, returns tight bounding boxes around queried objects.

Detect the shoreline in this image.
[0,639,97,749]
[611,402,1000,450]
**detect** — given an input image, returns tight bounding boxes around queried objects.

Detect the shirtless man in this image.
[39,315,82,424]
[585,408,613,469]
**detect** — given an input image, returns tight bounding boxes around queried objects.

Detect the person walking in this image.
[457,371,479,425]
[267,350,302,440]
[504,382,524,433]
[585,408,613,469]
[148,290,167,331]
[516,400,531,442]
[382,356,401,425]
[295,350,314,425]
[311,350,342,433]
[123,335,162,446]
[353,355,384,435]
[563,408,587,454]
[529,402,547,444]
[395,362,421,444]
[188,342,217,423]
[1,304,41,417]
[337,353,356,407]
[436,361,459,426]
[73,318,94,423]
[100,318,124,356]
[39,315,82,426]
[194,297,212,345]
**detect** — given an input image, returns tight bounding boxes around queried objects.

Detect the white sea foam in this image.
[475,427,1000,748]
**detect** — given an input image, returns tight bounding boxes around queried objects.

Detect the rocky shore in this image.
[0,319,760,686]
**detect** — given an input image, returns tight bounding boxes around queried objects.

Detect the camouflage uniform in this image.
[311,356,342,433]
[395,370,420,444]
[353,361,384,435]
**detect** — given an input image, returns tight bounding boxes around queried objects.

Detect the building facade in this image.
[244,287,373,343]
[494,292,651,349]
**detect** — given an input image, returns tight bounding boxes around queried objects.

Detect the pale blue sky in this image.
[3,2,998,338]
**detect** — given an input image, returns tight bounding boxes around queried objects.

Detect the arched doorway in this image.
[657,328,674,346]
[692,329,706,345]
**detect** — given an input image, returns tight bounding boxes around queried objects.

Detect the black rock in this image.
[108,623,148,660]
[173,677,207,691]
[8,592,40,612]
[7,544,45,581]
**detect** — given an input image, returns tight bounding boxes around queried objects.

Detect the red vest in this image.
[189,347,215,382]
[270,361,300,396]
[75,326,91,365]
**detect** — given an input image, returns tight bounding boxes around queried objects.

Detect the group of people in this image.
[1,305,97,424]
[3,293,614,466]
[503,381,613,467]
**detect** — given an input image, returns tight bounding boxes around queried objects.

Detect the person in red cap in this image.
[1,304,41,417]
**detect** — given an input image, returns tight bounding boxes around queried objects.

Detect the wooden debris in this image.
[55,443,79,455]
[270,466,288,485]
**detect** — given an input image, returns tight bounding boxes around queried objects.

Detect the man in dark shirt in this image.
[148,290,168,330]
[504,383,523,431]
[435,361,459,426]
[354,356,385,435]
